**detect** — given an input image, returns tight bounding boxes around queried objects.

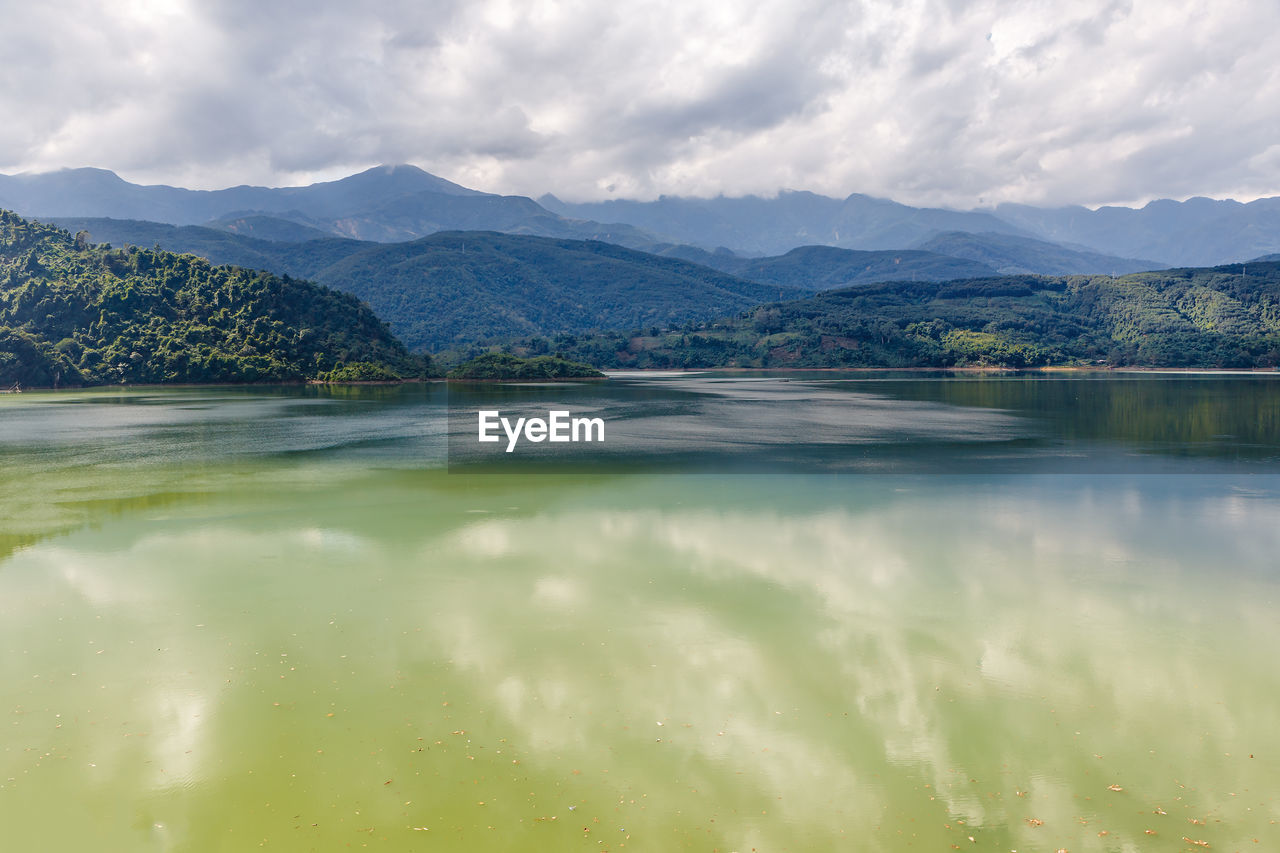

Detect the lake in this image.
[2,372,1278,851]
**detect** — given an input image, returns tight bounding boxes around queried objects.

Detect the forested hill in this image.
[0,210,424,387]
[308,231,807,350]
[532,263,1280,370]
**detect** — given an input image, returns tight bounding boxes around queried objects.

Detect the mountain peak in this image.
[354,163,428,178]
[335,164,485,198]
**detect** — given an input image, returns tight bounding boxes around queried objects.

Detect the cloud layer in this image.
[2,0,1278,207]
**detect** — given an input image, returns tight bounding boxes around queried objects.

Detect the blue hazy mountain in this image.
[912,231,1162,276]
[994,197,1280,267]
[9,164,1278,266]
[0,164,479,223]
[538,190,1031,256]
[654,243,999,287]
[1,165,660,249]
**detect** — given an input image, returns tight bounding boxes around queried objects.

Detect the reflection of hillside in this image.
[0,384,448,563]
[0,461,211,564]
[871,376,1280,455]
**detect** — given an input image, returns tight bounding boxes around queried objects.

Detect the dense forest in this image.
[447,353,604,380]
[303,231,798,350]
[497,264,1280,369]
[0,210,426,387]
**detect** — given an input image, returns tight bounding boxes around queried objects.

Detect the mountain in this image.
[912,231,1163,276]
[320,189,658,246]
[540,190,1030,256]
[303,231,805,351]
[685,244,999,287]
[49,217,376,279]
[0,164,480,224]
[55,217,1019,346]
[62,215,999,288]
[995,197,1280,267]
[541,262,1280,370]
[54,215,1227,359]
[543,189,1280,267]
[0,209,423,387]
[2,165,663,250]
[9,164,1280,266]
[59,216,1178,353]
[208,214,336,242]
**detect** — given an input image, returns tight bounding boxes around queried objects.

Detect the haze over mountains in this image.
[6,163,1278,269]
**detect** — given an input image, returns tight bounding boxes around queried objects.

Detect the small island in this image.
[447,352,605,380]
[316,361,406,383]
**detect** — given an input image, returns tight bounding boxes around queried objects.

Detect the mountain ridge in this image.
[8,164,1276,265]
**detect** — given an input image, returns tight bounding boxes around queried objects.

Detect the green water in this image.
[2,374,1278,851]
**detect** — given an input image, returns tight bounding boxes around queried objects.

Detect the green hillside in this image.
[447,353,604,380]
[529,264,1280,369]
[0,210,425,387]
[306,231,802,350]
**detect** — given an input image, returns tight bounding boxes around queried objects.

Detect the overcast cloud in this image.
[1,0,1277,207]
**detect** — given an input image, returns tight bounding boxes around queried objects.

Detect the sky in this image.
[1,0,1277,209]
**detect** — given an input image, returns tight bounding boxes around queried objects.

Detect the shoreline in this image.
[6,365,1278,392]
[607,365,1280,375]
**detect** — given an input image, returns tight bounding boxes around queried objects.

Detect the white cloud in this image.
[0,0,1277,206]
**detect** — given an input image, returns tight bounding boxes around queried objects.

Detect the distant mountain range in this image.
[911,231,1161,276]
[994,198,1280,268]
[39,215,1207,351]
[8,163,1274,269]
[542,191,1280,267]
[539,190,1030,256]
[0,165,662,250]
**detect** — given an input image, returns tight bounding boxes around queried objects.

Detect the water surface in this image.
[2,374,1278,851]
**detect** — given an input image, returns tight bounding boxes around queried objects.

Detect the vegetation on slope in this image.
[0,210,426,387]
[307,231,801,351]
[447,352,604,380]
[505,264,1280,370]
[317,361,405,382]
